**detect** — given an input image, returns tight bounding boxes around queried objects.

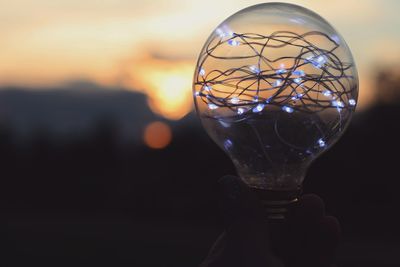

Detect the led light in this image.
[293,77,302,84]
[349,99,356,106]
[216,26,233,38]
[274,79,282,87]
[318,138,326,148]
[199,68,205,76]
[307,55,326,68]
[228,39,240,46]
[203,85,211,92]
[276,69,286,74]
[250,65,260,74]
[208,103,218,110]
[323,90,332,97]
[253,104,265,113]
[317,56,326,63]
[237,107,245,114]
[282,106,294,113]
[315,55,326,68]
[216,28,224,37]
[276,63,286,74]
[230,97,239,104]
[293,70,305,76]
[292,93,303,100]
[224,139,233,150]
[332,100,344,108]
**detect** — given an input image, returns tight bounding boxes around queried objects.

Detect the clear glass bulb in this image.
[193,3,358,202]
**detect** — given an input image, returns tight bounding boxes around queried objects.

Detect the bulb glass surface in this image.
[193,3,358,191]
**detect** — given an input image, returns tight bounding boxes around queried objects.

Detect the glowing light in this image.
[228,39,240,46]
[323,90,332,97]
[276,69,285,74]
[208,103,218,110]
[282,106,294,113]
[203,85,212,92]
[143,121,172,149]
[293,77,302,84]
[253,103,265,113]
[307,55,326,68]
[230,97,240,104]
[274,79,282,87]
[216,28,224,37]
[216,26,233,38]
[224,139,233,150]
[349,99,356,106]
[199,68,205,76]
[293,70,305,76]
[318,138,326,148]
[317,56,326,63]
[276,63,287,74]
[292,93,303,100]
[250,65,260,74]
[237,107,245,114]
[332,100,344,108]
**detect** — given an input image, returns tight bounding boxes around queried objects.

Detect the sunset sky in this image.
[1,0,399,120]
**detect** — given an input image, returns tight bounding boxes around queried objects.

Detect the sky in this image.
[1,0,399,120]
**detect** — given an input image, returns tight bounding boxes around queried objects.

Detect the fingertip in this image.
[301,194,325,213]
[293,194,325,224]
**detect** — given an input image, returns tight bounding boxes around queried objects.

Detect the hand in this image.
[200,175,341,267]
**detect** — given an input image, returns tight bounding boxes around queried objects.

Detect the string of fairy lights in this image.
[194,28,358,118]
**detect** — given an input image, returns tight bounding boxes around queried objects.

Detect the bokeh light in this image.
[143,121,172,149]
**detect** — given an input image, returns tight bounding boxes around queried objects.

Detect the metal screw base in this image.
[251,187,302,220]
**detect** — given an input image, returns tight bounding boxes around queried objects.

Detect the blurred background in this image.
[0,0,399,266]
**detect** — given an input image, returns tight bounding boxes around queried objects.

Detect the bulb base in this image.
[252,187,302,220]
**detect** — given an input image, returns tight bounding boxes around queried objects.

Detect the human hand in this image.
[200,175,341,267]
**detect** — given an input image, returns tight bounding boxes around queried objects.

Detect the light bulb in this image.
[193,3,358,214]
